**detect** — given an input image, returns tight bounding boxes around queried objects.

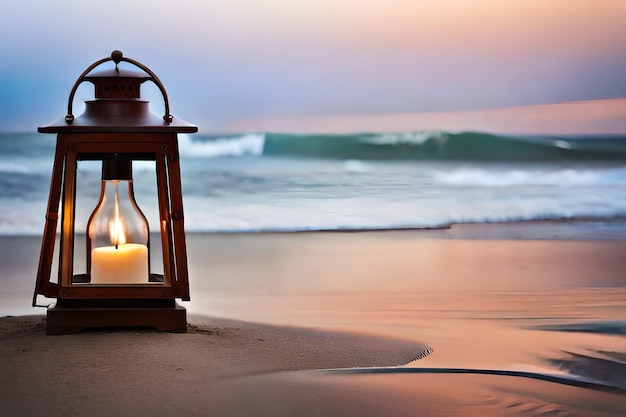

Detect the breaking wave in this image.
[180,131,626,161]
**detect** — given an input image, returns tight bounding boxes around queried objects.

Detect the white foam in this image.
[0,161,32,174]
[0,200,45,235]
[553,139,572,149]
[178,133,265,158]
[433,167,626,187]
[360,131,447,145]
[343,159,370,173]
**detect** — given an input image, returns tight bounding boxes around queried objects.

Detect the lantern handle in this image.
[65,50,173,124]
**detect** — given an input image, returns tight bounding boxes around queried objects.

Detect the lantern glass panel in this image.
[72,159,166,285]
[86,165,150,284]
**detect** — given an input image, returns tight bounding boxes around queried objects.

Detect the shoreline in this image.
[3,217,626,239]
[183,217,626,240]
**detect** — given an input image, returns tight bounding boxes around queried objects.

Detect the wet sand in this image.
[2,227,626,415]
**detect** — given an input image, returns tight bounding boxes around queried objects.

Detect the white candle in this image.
[91,243,149,284]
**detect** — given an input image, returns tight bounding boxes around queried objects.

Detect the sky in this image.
[1,0,625,133]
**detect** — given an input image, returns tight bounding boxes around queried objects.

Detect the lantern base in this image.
[46,299,187,335]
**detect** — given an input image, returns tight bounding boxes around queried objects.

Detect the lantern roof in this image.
[39,50,198,134]
[86,68,151,80]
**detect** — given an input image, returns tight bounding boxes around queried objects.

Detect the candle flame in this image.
[109,182,126,247]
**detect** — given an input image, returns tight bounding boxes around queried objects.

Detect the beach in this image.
[2,227,626,416]
[3,0,626,413]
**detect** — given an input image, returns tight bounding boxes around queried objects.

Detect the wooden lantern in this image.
[33,50,197,334]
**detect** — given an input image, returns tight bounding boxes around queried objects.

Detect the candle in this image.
[91,243,149,284]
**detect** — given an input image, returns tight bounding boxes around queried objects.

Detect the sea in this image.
[3,129,626,397]
[2,130,626,239]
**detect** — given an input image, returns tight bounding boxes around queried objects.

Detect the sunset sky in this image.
[1,0,625,132]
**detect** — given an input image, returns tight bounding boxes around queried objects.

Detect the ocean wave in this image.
[4,209,626,237]
[433,167,626,187]
[2,132,626,236]
[179,133,264,158]
[184,131,626,161]
[358,131,448,145]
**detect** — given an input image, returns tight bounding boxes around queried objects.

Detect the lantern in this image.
[33,50,197,334]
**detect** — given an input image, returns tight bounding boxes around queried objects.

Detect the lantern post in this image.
[33,50,197,334]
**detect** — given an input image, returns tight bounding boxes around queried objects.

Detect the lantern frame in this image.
[33,51,197,334]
